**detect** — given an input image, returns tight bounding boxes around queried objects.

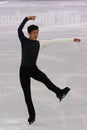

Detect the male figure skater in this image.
[17,16,80,125]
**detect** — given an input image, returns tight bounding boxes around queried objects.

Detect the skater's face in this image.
[29,29,39,40]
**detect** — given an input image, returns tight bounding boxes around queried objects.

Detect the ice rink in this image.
[0,0,87,130]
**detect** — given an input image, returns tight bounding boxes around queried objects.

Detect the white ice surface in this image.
[0,0,87,130]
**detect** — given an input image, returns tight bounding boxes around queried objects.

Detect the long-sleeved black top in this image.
[17,17,40,66]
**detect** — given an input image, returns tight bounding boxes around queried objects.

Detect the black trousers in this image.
[19,64,60,118]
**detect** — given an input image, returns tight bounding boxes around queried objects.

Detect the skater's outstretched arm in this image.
[17,16,36,42]
[39,37,81,49]
[17,17,29,41]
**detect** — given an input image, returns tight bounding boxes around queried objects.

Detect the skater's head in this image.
[27,25,39,40]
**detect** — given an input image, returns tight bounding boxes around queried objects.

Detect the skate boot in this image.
[56,87,71,102]
[28,115,35,125]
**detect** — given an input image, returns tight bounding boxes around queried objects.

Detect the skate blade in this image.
[29,119,35,125]
[59,88,71,102]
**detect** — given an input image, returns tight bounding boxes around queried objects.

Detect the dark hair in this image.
[27,24,39,33]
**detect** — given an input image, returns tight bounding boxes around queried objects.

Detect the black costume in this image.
[17,17,70,124]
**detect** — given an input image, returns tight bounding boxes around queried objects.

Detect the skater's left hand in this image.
[73,38,81,42]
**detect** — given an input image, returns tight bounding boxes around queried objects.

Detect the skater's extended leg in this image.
[30,65,71,102]
[30,65,61,95]
[19,65,36,122]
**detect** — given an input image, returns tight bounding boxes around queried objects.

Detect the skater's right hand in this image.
[73,38,81,42]
[27,16,36,20]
